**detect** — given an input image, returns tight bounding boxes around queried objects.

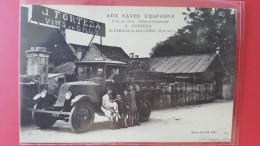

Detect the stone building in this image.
[20,7,86,74]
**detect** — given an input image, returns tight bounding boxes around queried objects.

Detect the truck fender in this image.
[71,95,98,106]
[33,92,56,101]
[32,92,57,107]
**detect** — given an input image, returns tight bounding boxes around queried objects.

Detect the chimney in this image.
[129,53,134,58]
[135,55,139,58]
[26,47,50,85]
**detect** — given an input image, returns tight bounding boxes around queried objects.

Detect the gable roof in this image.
[127,54,228,74]
[81,43,130,62]
[50,62,76,75]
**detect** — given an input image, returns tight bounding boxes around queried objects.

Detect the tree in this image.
[150,8,236,74]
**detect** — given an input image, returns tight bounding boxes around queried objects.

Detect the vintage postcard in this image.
[19,4,239,143]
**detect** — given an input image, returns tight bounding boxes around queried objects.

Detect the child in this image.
[115,93,128,128]
[122,90,130,127]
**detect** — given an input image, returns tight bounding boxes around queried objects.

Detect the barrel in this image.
[170,84,176,105]
[190,83,196,104]
[209,83,213,101]
[165,85,172,107]
[196,84,201,103]
[175,82,181,102]
[185,83,191,104]
[212,81,216,101]
[201,84,206,102]
[204,83,210,102]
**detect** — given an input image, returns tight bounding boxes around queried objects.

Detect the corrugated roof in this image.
[127,54,225,74]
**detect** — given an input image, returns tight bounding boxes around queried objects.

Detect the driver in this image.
[108,69,116,80]
[106,69,120,83]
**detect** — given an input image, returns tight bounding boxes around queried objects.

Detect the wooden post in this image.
[182,82,186,103]
[88,34,96,46]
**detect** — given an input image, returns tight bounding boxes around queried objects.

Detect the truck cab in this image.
[74,60,128,96]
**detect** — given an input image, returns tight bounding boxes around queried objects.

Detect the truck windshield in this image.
[77,64,103,83]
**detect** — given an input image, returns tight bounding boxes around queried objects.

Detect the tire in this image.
[139,100,151,122]
[69,102,95,133]
[32,103,56,129]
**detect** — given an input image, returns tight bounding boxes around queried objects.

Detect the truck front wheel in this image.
[69,102,94,133]
[32,103,56,129]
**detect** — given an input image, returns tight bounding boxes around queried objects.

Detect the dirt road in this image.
[20,100,233,143]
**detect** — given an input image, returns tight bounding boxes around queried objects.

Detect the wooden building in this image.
[127,53,233,107]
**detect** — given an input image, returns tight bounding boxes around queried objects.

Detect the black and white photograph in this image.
[19,5,237,143]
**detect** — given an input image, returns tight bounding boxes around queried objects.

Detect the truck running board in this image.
[28,108,71,116]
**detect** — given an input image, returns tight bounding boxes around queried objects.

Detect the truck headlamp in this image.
[40,90,47,98]
[65,91,72,100]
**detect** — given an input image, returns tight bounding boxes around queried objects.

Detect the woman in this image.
[101,88,118,118]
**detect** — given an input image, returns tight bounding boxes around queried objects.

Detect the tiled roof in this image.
[81,43,130,62]
[51,62,75,75]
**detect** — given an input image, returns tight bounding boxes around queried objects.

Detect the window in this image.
[106,66,126,82]
[77,64,104,82]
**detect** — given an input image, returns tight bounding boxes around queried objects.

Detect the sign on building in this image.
[31,5,106,37]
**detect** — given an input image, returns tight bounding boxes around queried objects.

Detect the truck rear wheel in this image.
[32,103,56,129]
[69,102,94,133]
[139,100,151,122]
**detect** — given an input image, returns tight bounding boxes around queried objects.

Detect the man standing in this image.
[135,84,142,125]
[128,83,137,126]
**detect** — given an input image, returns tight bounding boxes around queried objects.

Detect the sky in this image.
[23,5,189,57]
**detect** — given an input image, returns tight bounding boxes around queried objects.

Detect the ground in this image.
[20,100,233,143]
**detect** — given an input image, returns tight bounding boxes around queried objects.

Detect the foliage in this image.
[150,8,236,74]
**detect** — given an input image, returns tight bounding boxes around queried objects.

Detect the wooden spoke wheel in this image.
[69,102,94,133]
